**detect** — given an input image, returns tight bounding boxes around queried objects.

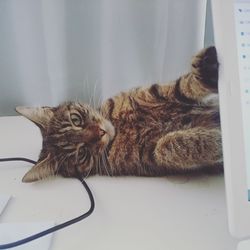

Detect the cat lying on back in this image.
[16,46,222,182]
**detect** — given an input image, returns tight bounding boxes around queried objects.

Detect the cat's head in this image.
[16,102,115,182]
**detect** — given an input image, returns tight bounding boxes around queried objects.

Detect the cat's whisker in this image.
[104,149,111,175]
[88,78,96,109]
[83,77,91,107]
[101,153,110,177]
[98,157,103,175]
[99,156,102,176]
[83,75,90,103]
[104,153,111,176]
[95,157,99,176]
[98,156,101,175]
[98,95,103,111]
[95,81,103,110]
[85,163,93,178]
[55,154,68,177]
[74,143,85,164]
[92,81,98,110]
[103,149,112,176]
[100,154,106,176]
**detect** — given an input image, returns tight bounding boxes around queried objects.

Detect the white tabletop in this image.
[0,116,238,250]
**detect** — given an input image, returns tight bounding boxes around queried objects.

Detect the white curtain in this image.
[0,0,207,116]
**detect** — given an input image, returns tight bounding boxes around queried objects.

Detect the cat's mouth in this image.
[102,120,115,141]
[93,121,115,154]
[80,120,114,155]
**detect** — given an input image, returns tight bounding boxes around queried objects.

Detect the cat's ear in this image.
[15,106,54,128]
[22,154,56,183]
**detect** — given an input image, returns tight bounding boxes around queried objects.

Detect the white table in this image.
[0,116,238,250]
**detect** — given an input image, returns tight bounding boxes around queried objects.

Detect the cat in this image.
[16,46,222,182]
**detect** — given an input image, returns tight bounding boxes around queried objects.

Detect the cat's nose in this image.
[99,128,106,137]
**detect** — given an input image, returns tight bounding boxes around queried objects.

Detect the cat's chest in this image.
[107,104,190,161]
[109,101,219,148]
[111,102,195,132]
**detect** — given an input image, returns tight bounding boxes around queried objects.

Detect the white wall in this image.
[0,0,208,116]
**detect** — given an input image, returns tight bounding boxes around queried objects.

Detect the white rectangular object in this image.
[0,222,54,250]
[0,195,10,216]
[238,239,250,250]
[212,0,250,238]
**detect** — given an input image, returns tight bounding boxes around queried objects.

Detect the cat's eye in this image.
[70,113,82,127]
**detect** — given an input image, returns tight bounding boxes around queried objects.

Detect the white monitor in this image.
[212,0,250,239]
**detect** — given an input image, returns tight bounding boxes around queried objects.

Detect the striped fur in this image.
[17,46,222,182]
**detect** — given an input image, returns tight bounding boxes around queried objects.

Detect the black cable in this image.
[0,158,36,164]
[0,157,95,249]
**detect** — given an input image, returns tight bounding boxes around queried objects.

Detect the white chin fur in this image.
[103,120,115,140]
[201,93,219,106]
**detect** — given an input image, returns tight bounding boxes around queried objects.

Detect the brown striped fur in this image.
[16,46,222,182]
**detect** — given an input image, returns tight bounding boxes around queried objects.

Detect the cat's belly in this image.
[107,131,142,175]
[104,102,220,176]
[106,124,163,176]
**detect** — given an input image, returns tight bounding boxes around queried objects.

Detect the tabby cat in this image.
[16,46,222,182]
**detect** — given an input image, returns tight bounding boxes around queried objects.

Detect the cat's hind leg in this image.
[173,46,219,103]
[146,47,219,104]
[154,127,222,172]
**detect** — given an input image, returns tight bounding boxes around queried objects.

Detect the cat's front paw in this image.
[192,46,219,90]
